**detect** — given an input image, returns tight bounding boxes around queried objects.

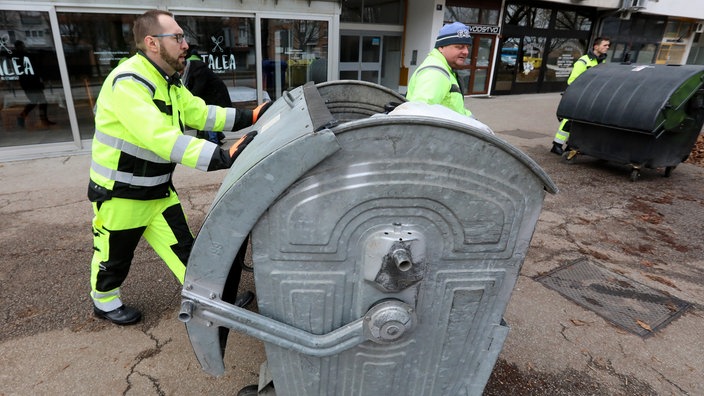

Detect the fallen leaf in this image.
[636,320,652,332]
[644,274,679,290]
[640,260,655,268]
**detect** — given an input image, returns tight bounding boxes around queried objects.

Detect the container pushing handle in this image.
[180,293,416,375]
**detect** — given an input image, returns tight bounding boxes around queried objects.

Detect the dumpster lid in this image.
[556,63,704,134]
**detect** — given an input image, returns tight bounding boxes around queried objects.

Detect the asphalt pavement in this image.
[1,92,703,395]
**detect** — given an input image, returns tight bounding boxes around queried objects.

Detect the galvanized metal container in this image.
[181,81,557,396]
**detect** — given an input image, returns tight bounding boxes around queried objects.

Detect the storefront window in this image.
[635,43,658,64]
[445,6,480,24]
[545,38,585,82]
[445,3,500,26]
[517,36,545,83]
[495,36,519,91]
[58,12,137,140]
[504,5,552,29]
[656,43,686,65]
[341,0,403,24]
[555,10,592,31]
[0,10,71,147]
[261,18,328,100]
[178,15,259,107]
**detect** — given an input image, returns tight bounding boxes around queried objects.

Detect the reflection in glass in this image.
[477,37,492,67]
[362,36,380,62]
[517,36,545,83]
[341,0,403,24]
[445,4,499,26]
[261,19,328,100]
[445,6,480,24]
[1,10,71,147]
[361,70,379,83]
[495,36,520,91]
[340,35,360,62]
[473,69,487,93]
[504,5,552,29]
[635,43,657,64]
[612,43,625,61]
[555,11,592,31]
[545,38,586,82]
[59,12,137,140]
[481,10,500,25]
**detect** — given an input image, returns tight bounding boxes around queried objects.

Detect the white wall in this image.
[401,0,446,91]
[641,0,704,20]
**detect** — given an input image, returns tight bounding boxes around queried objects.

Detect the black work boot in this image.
[550,142,564,155]
[93,305,142,325]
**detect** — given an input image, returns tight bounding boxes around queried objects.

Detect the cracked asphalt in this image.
[1,92,703,395]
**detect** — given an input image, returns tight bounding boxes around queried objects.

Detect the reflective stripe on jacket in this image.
[89,53,248,201]
[567,52,605,85]
[406,48,472,117]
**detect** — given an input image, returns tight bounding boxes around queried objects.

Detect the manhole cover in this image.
[534,258,691,337]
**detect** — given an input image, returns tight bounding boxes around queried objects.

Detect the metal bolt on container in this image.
[180,80,557,396]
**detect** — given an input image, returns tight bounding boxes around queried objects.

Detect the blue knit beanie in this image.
[435,22,472,48]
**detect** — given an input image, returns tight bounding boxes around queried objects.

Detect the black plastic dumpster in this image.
[556,63,704,181]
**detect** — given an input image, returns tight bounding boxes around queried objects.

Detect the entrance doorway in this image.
[339,32,402,90]
[457,35,495,95]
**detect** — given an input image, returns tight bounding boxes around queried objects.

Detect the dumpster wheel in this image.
[562,149,578,162]
[664,166,675,178]
[629,167,641,182]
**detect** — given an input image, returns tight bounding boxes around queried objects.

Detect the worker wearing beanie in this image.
[406,22,473,116]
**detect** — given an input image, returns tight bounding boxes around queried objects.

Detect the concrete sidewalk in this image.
[1,92,703,395]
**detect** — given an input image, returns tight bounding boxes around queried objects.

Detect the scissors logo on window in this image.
[0,35,11,54]
[211,36,224,52]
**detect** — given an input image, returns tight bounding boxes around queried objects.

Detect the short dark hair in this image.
[133,9,173,50]
[593,37,610,47]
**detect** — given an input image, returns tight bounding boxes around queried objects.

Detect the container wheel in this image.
[629,169,640,182]
[562,149,578,162]
[664,166,675,178]
[237,385,259,396]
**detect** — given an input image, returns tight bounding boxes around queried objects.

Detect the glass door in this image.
[468,35,494,95]
[339,33,381,84]
[0,9,72,147]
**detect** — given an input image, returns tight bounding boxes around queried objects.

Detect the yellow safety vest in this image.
[89,53,248,201]
[407,48,472,117]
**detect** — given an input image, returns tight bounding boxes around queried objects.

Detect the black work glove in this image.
[229,130,258,163]
[384,101,402,113]
[252,101,273,123]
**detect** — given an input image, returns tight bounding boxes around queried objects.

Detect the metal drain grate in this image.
[535,258,691,337]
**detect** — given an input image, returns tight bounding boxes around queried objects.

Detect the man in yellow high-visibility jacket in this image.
[407,22,474,117]
[89,9,271,325]
[551,37,610,155]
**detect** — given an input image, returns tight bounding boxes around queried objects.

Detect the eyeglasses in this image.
[151,33,186,44]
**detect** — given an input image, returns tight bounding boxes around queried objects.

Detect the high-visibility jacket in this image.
[567,51,606,85]
[406,48,472,117]
[89,52,252,202]
[553,51,607,145]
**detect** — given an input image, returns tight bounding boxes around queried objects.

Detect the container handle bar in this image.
[180,293,415,357]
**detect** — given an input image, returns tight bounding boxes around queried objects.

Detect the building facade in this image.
[0,0,702,160]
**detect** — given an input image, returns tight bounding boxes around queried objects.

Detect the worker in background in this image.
[551,36,611,155]
[14,40,56,128]
[406,22,474,117]
[181,54,230,145]
[88,9,271,325]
